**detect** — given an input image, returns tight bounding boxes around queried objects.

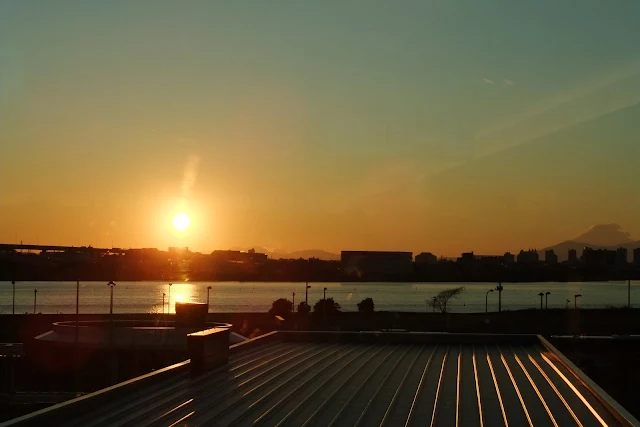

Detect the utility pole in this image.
[162,293,166,314]
[207,286,212,313]
[108,281,116,315]
[292,292,295,313]
[168,283,172,314]
[628,279,631,309]
[496,282,504,312]
[33,289,37,314]
[305,283,310,307]
[12,281,15,315]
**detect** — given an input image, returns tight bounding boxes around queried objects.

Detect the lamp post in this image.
[574,294,582,309]
[538,292,544,310]
[207,286,212,313]
[75,280,80,344]
[496,282,504,312]
[12,281,15,315]
[545,292,551,310]
[108,281,116,315]
[292,292,295,313]
[33,289,38,314]
[168,283,172,314]
[628,279,632,308]
[305,282,311,307]
[485,289,494,313]
[323,287,327,326]
[162,293,166,314]
[76,280,80,316]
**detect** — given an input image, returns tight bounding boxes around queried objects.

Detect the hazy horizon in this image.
[2,1,640,256]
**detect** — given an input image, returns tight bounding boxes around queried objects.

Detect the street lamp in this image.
[538,292,544,310]
[574,294,582,309]
[207,286,212,313]
[108,281,116,315]
[162,292,166,314]
[305,282,311,307]
[485,289,494,313]
[168,283,172,314]
[323,287,328,325]
[545,292,551,310]
[12,281,15,315]
[496,282,504,312]
[292,292,295,313]
[33,289,38,314]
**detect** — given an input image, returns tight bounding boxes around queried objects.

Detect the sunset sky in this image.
[1,1,639,256]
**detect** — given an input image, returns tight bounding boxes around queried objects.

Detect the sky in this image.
[1,1,640,256]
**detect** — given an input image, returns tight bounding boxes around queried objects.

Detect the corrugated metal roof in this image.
[3,333,637,427]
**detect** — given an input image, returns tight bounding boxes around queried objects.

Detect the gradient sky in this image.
[1,1,639,256]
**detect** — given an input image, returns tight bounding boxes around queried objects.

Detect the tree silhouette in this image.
[312,298,341,316]
[297,301,311,315]
[428,286,464,313]
[268,298,293,318]
[357,297,375,313]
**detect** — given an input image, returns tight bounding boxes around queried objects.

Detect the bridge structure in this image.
[0,244,123,255]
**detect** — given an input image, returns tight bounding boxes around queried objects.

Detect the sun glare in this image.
[172,212,191,232]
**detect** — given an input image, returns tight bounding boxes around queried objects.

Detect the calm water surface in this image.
[0,281,638,314]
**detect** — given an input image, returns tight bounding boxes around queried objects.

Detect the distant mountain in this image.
[228,246,340,261]
[543,224,639,261]
[572,224,633,247]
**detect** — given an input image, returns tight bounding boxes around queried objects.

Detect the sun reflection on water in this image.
[166,283,198,313]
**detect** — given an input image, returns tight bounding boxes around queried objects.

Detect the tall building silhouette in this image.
[545,250,558,265]
[568,249,578,264]
[517,249,539,263]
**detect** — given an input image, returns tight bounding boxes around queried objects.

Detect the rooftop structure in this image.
[2,332,636,427]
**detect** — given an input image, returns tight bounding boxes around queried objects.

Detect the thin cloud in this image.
[483,79,494,84]
[504,79,515,86]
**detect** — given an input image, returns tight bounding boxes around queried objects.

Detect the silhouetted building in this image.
[168,247,189,258]
[458,252,475,265]
[568,249,578,264]
[341,251,413,279]
[457,252,506,267]
[635,248,640,266]
[503,252,515,264]
[415,252,438,265]
[545,250,558,265]
[616,247,628,266]
[517,249,539,264]
[211,249,267,263]
[582,248,616,267]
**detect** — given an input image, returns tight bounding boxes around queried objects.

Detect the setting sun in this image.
[172,212,191,232]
